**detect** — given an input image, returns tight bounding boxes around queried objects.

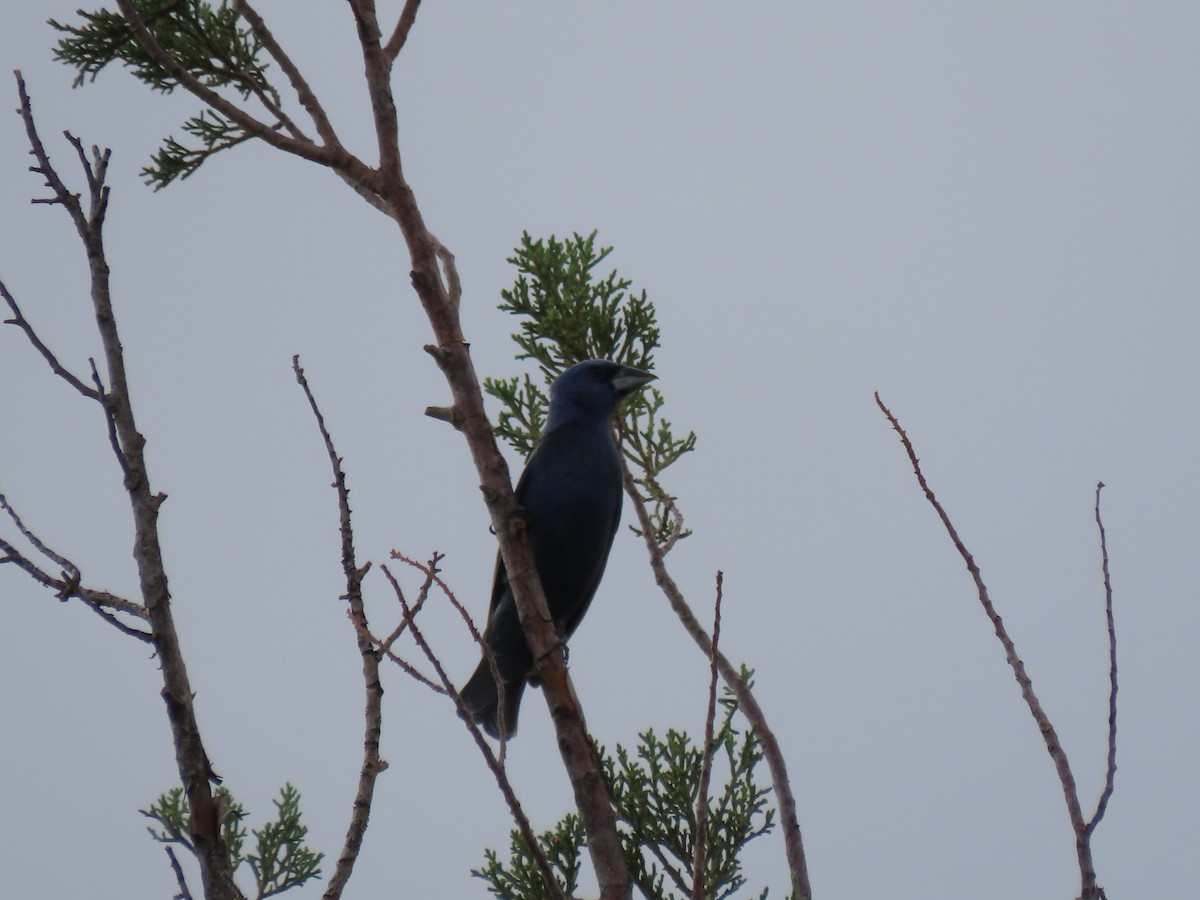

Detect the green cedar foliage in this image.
[142,782,323,898]
[49,1,275,188]
[486,232,697,543]
[474,678,783,900]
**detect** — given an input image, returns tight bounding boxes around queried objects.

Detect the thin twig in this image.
[291,356,384,900]
[1,494,152,639]
[0,491,78,577]
[388,550,511,756]
[379,562,566,900]
[165,846,194,900]
[0,280,99,400]
[1086,482,1118,837]
[875,392,1102,899]
[234,0,340,147]
[692,571,723,900]
[620,458,812,900]
[90,358,133,488]
[383,0,423,62]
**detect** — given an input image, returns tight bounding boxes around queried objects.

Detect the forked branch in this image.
[874,392,1115,900]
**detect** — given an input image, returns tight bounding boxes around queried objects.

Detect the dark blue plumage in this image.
[461,360,656,738]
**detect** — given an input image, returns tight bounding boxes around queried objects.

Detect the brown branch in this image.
[383,0,423,62]
[331,5,631,886]
[379,562,566,900]
[1,280,100,400]
[388,550,511,757]
[1086,482,1118,838]
[112,1,345,170]
[165,846,194,900]
[692,571,723,900]
[1,489,152,640]
[290,357,384,900]
[233,1,340,147]
[874,392,1104,900]
[620,459,812,900]
[15,75,236,900]
[89,358,135,488]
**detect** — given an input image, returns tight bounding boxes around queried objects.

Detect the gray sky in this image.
[2,3,1197,897]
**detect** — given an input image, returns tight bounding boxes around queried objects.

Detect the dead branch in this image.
[12,73,236,900]
[620,459,812,900]
[1,281,99,399]
[379,561,566,900]
[166,846,195,900]
[388,550,511,756]
[383,0,424,63]
[290,356,385,900]
[692,571,723,900]
[1086,482,1118,837]
[874,392,1112,900]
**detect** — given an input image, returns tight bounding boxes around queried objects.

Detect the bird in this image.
[460,359,656,738]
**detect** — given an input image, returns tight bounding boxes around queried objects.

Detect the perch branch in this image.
[1,280,99,400]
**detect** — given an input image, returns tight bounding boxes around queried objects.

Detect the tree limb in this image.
[691,571,723,900]
[15,73,237,900]
[875,392,1107,900]
[620,459,812,900]
[290,356,385,900]
[379,561,567,900]
[1085,482,1118,838]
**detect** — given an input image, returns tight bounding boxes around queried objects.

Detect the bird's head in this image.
[546,359,657,428]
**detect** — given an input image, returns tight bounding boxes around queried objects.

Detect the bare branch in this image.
[1086,482,1118,837]
[0,279,99,399]
[233,1,340,147]
[1,491,151,641]
[875,392,1104,900]
[290,356,384,900]
[16,73,87,234]
[388,550,511,755]
[379,561,566,900]
[165,846,194,900]
[692,571,723,900]
[1,491,78,577]
[63,132,110,223]
[13,75,236,899]
[383,0,423,62]
[621,458,812,900]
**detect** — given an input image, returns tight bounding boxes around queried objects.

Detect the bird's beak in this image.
[612,365,657,397]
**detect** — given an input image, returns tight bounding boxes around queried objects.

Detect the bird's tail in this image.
[460,659,525,740]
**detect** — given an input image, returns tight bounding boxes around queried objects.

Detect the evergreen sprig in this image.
[475,680,780,900]
[142,785,247,863]
[473,815,587,900]
[485,231,696,542]
[248,783,325,898]
[141,782,322,898]
[49,1,278,188]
